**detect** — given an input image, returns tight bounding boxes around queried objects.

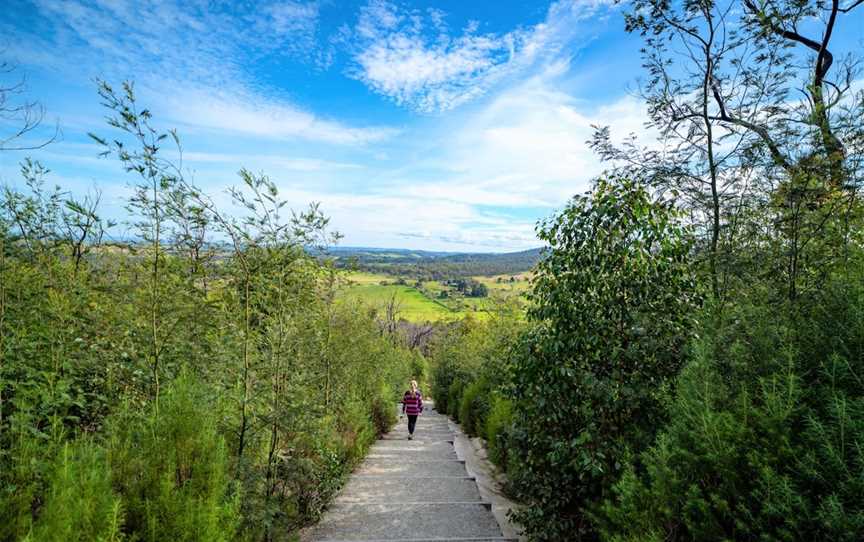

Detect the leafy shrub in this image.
[485,395,513,469]
[338,400,377,463]
[370,384,398,437]
[409,352,428,389]
[447,380,466,423]
[509,177,699,540]
[458,377,491,437]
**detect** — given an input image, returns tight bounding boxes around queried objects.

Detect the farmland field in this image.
[340,281,457,322]
[339,271,529,322]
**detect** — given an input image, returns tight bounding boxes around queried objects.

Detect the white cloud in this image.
[345,0,617,113]
[346,0,529,112]
[12,0,392,146]
[392,63,654,211]
[273,187,539,250]
[152,84,398,145]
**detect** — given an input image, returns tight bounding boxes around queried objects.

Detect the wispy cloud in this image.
[342,0,529,113]
[343,0,617,113]
[1,0,646,251]
[7,0,392,145]
[153,84,398,145]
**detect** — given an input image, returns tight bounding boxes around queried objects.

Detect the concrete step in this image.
[380,435,453,442]
[369,441,457,452]
[318,539,516,542]
[386,433,455,440]
[389,430,453,436]
[335,476,483,504]
[310,503,505,541]
[356,460,468,477]
[366,449,458,460]
[393,423,451,430]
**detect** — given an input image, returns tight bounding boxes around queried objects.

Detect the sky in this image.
[0,0,861,252]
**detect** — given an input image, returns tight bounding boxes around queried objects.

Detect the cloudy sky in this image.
[1,1,861,251]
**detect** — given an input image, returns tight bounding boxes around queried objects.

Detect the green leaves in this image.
[509,174,700,540]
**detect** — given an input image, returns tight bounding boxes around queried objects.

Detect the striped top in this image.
[402,391,423,415]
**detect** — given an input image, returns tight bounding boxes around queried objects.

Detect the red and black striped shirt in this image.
[402,391,423,415]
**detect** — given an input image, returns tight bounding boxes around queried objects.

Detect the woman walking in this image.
[401,380,423,440]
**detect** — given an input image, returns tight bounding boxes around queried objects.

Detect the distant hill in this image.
[322,246,544,279]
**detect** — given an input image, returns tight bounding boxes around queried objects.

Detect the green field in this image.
[341,282,457,322]
[339,271,528,323]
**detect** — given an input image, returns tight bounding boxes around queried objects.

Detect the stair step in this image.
[356,459,468,477]
[381,433,453,444]
[311,503,505,541]
[370,441,456,451]
[318,538,517,542]
[366,451,458,460]
[335,477,483,504]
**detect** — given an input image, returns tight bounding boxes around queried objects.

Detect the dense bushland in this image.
[599,278,864,541]
[0,83,417,541]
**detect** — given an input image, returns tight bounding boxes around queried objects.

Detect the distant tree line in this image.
[331,248,542,279]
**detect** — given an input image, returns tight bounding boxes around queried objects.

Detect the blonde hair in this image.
[410,380,418,395]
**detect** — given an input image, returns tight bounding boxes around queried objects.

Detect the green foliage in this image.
[458,377,491,437]
[429,309,524,483]
[509,176,699,540]
[447,380,466,423]
[484,394,513,469]
[599,273,864,541]
[0,83,416,541]
[107,372,239,542]
[29,441,124,542]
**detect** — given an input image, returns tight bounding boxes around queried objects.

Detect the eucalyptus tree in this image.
[509,176,700,540]
[0,59,57,151]
[90,81,213,414]
[595,0,864,302]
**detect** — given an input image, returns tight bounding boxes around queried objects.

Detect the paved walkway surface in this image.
[306,404,517,542]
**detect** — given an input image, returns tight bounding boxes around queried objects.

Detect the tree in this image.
[509,176,699,540]
[593,0,864,303]
[0,59,57,151]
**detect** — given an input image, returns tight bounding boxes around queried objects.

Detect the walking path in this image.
[306,403,518,542]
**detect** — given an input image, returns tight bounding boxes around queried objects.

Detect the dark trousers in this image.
[407,414,418,435]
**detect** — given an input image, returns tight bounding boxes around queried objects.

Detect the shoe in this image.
[408,435,413,440]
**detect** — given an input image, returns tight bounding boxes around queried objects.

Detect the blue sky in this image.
[1,1,861,251]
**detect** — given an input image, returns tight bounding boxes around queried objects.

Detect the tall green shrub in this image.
[485,395,514,469]
[459,377,491,437]
[509,176,699,540]
[29,440,124,542]
[599,276,864,541]
[107,373,239,542]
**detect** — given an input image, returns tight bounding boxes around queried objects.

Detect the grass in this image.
[343,271,392,286]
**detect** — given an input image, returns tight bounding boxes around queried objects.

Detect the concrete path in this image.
[306,404,517,542]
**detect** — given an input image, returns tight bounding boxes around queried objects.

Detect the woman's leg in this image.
[407,414,418,435]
